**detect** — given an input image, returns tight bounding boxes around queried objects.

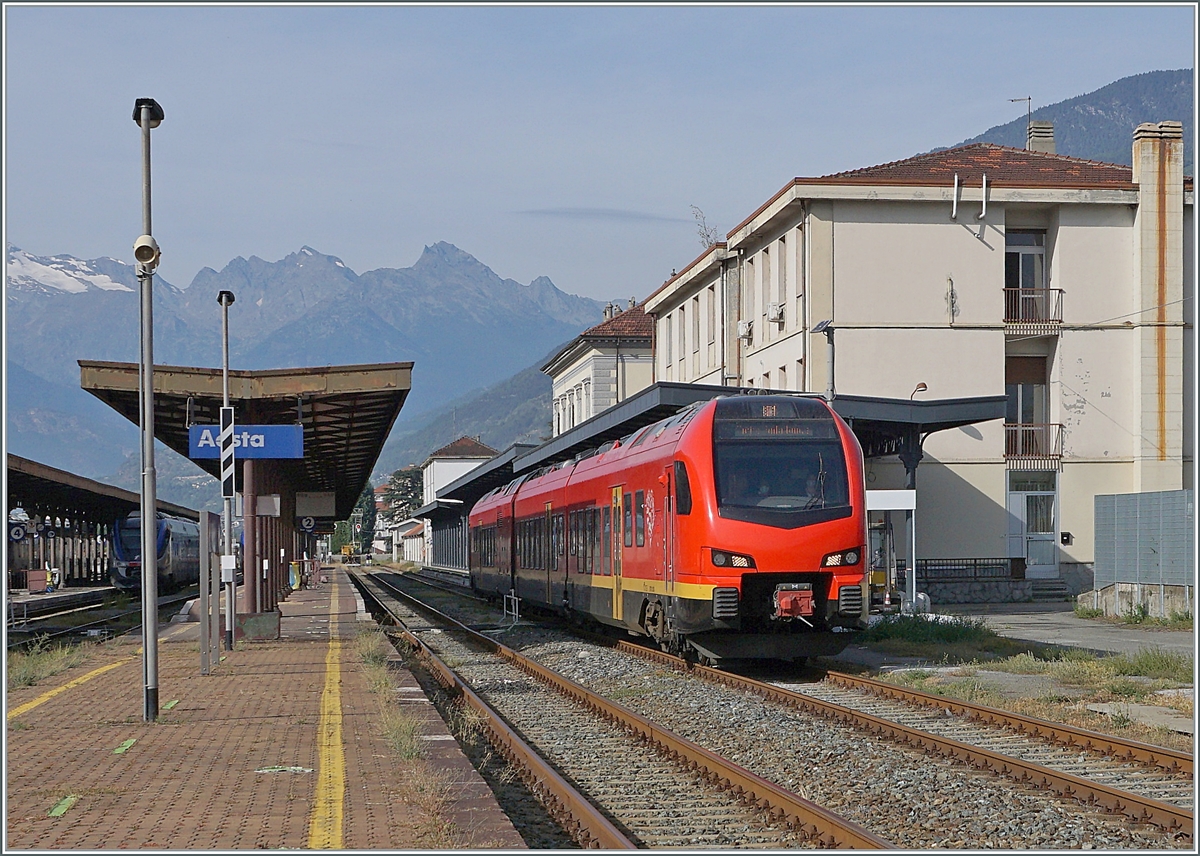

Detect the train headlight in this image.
[711,549,755,569]
[821,548,862,568]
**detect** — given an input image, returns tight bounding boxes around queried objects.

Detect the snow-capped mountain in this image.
[6,241,603,509]
[6,245,172,295]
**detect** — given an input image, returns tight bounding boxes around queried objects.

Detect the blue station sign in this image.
[189,424,304,459]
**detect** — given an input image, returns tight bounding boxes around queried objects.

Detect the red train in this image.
[468,394,868,662]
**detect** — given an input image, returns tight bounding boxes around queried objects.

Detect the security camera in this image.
[133,234,160,268]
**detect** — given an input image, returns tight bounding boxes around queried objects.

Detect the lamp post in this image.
[217,290,236,651]
[133,97,164,723]
[812,319,835,400]
[910,382,928,400]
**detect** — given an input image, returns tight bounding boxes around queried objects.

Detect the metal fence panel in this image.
[1094,489,1194,587]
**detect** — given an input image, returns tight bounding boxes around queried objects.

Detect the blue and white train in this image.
[110,512,201,593]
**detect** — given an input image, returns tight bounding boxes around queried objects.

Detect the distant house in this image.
[418,436,497,565]
[391,518,425,564]
[542,299,655,436]
[421,436,498,505]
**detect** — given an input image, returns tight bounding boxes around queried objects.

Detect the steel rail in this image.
[606,639,1193,836]
[360,572,893,849]
[821,669,1193,776]
[353,573,636,849]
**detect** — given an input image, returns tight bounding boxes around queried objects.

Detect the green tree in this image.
[380,466,423,525]
[331,485,378,556]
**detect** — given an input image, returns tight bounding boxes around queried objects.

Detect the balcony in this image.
[1004,288,1062,336]
[1005,423,1064,469]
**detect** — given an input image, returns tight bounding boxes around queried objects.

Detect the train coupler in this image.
[773,583,815,626]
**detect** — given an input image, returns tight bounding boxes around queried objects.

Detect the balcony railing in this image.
[1004,288,1063,334]
[1005,423,1064,469]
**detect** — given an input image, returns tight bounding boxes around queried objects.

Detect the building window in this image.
[1005,356,1048,425]
[761,248,771,342]
[663,311,673,376]
[707,284,716,345]
[778,364,787,390]
[1005,230,1047,320]
[777,235,787,314]
[691,295,700,375]
[743,257,755,344]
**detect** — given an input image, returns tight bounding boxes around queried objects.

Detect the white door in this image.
[1007,471,1058,579]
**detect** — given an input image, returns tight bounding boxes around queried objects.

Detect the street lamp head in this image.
[811,319,833,334]
[133,234,161,269]
[217,290,236,307]
[132,98,164,129]
[910,382,928,400]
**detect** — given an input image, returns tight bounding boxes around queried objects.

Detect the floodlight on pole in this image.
[910,382,928,400]
[811,320,835,401]
[133,96,163,723]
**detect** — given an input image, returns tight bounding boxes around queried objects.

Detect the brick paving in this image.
[5,568,524,850]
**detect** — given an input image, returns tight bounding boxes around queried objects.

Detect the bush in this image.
[862,614,996,646]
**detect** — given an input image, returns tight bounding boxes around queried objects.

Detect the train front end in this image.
[109,513,165,593]
[674,395,867,661]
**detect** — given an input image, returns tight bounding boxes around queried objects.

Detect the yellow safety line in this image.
[7,658,134,721]
[307,580,344,849]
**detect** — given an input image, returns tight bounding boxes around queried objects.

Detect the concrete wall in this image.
[1079,582,1194,619]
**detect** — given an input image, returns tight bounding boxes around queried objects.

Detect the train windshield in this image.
[116,519,143,561]
[714,438,849,511]
[711,397,853,527]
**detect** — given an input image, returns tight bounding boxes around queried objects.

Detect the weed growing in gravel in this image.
[1112,647,1194,682]
[1073,605,1192,631]
[860,614,1045,661]
[377,699,424,759]
[7,638,90,689]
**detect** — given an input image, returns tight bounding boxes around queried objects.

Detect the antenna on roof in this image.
[1009,96,1032,147]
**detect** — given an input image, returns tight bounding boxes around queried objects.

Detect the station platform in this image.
[5,567,525,850]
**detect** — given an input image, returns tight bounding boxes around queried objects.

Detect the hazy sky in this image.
[4,4,1196,302]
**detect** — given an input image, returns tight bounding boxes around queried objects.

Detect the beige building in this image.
[644,122,1193,590]
[542,299,655,436]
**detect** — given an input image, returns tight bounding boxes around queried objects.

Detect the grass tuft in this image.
[7,639,90,689]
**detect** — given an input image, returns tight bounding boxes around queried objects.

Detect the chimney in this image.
[603,303,614,321]
[1027,121,1055,153]
[628,297,636,310]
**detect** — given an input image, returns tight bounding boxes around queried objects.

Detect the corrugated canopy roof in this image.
[79,360,412,520]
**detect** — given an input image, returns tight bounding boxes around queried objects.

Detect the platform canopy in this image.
[79,361,412,520]
[7,454,198,523]
[510,382,1007,475]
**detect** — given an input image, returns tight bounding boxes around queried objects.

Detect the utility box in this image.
[26,569,49,593]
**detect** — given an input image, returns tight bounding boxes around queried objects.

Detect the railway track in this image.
[6,590,195,650]
[352,570,892,849]
[368,569,1192,848]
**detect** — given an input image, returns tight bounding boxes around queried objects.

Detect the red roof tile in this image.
[580,303,654,340]
[427,436,497,460]
[808,143,1136,189]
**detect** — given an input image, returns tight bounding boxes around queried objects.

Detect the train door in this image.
[542,503,553,605]
[610,487,624,622]
[662,467,675,592]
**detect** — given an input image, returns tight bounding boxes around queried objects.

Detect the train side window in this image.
[602,506,612,574]
[674,461,693,515]
[634,490,645,546]
[595,509,602,574]
[623,493,633,548]
[569,511,577,557]
[584,509,593,573]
